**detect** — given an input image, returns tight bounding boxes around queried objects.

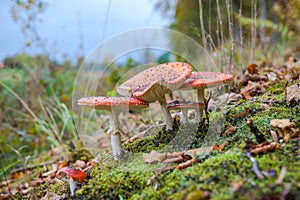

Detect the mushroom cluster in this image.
[78,62,233,159]
[117,62,193,130]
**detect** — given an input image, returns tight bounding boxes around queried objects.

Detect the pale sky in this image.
[0,0,170,62]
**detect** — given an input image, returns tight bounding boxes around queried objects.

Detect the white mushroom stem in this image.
[158,97,173,130]
[108,110,123,160]
[195,88,205,123]
[180,108,188,124]
[69,177,76,196]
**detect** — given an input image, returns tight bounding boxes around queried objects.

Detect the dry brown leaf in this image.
[240,81,266,98]
[250,142,281,154]
[185,147,213,158]
[41,191,66,200]
[247,63,259,74]
[213,142,227,151]
[177,158,198,170]
[238,73,267,87]
[143,151,166,164]
[163,156,184,163]
[224,124,237,135]
[240,90,252,100]
[233,107,250,118]
[286,83,300,106]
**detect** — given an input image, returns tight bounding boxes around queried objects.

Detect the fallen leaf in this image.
[213,142,227,151]
[224,124,237,135]
[233,107,250,118]
[41,191,66,200]
[286,83,300,106]
[250,142,281,154]
[238,73,267,87]
[247,63,259,74]
[240,90,252,100]
[143,151,166,164]
[177,158,198,170]
[184,147,213,158]
[240,81,266,98]
[163,156,184,163]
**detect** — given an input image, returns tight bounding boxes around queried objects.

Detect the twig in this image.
[275,166,287,185]
[245,152,264,180]
[10,160,57,175]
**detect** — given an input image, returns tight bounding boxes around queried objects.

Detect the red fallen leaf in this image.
[56,167,87,183]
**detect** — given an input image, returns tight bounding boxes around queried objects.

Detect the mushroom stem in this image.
[108,110,123,160]
[195,89,205,123]
[69,177,76,196]
[159,97,173,130]
[181,108,188,124]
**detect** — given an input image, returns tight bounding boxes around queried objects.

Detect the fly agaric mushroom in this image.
[56,167,87,196]
[167,101,205,124]
[178,72,233,122]
[117,62,193,130]
[78,96,149,159]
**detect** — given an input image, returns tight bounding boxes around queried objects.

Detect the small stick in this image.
[246,152,264,180]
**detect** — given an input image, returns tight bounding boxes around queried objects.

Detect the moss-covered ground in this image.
[8,80,300,199]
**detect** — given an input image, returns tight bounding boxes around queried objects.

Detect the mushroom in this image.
[56,166,87,196]
[117,62,193,130]
[270,119,300,142]
[78,96,149,159]
[167,100,205,124]
[178,72,234,122]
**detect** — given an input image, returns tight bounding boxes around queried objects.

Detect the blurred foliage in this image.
[0,55,79,168]
[155,0,300,47]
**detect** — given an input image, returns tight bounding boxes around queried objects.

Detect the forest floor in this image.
[0,57,300,200]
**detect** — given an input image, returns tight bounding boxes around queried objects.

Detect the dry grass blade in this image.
[0,80,37,120]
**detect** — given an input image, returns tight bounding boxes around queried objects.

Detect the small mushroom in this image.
[270,119,300,142]
[167,101,205,124]
[78,96,149,159]
[178,72,233,122]
[117,62,192,130]
[56,167,87,196]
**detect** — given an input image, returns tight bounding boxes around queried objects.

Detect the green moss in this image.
[27,81,300,199]
[70,148,94,162]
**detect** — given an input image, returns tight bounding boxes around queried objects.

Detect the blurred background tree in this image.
[153,0,300,49]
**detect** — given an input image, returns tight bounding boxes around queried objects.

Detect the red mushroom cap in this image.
[117,62,193,102]
[179,72,234,90]
[77,96,149,110]
[56,167,87,183]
